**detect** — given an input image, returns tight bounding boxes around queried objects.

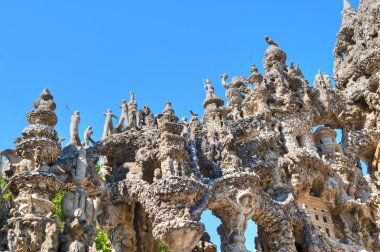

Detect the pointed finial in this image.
[40,88,53,99]
[162,101,174,115]
[343,0,353,10]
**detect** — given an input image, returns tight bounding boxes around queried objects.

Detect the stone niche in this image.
[313,126,343,155]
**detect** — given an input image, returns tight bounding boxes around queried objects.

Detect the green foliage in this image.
[95,223,112,252]
[0,177,6,189]
[96,163,101,174]
[52,190,68,231]
[0,177,13,201]
[96,163,106,180]
[159,243,170,252]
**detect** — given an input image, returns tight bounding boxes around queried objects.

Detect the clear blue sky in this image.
[0,1,359,251]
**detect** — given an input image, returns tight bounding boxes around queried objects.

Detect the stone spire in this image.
[341,0,356,27]
[157,102,189,178]
[202,79,224,110]
[6,89,63,252]
[201,79,228,133]
[15,88,62,167]
[343,0,353,11]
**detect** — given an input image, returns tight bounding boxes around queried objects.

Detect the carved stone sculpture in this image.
[117,99,129,130]
[1,1,380,251]
[102,109,118,138]
[83,126,95,148]
[69,111,81,146]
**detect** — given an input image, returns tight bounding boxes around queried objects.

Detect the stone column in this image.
[60,147,100,252]
[157,102,190,178]
[7,89,63,252]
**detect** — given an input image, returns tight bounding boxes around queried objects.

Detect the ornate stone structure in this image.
[0,0,380,251]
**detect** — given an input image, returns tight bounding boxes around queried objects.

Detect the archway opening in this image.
[200,210,222,251]
[359,159,368,175]
[244,219,258,251]
[200,211,258,251]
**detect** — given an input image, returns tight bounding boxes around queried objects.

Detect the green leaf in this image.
[159,243,170,252]
[52,190,68,231]
[0,177,13,202]
[95,223,112,252]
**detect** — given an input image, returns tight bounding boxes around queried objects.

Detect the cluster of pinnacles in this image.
[1,0,380,251]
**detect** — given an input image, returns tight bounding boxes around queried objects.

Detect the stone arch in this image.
[200,210,222,250]
[206,172,296,252]
[244,220,257,251]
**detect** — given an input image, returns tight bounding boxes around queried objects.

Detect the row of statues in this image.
[68,91,156,146]
[69,110,95,148]
[69,91,201,145]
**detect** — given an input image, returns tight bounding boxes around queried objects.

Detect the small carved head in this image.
[237,191,254,206]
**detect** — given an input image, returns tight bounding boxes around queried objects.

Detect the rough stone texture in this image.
[0,0,380,251]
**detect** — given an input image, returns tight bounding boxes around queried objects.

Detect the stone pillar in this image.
[98,202,137,252]
[7,89,63,252]
[7,173,62,252]
[157,102,190,178]
[202,80,241,175]
[60,147,100,252]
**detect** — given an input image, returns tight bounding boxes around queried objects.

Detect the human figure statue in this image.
[220,73,246,120]
[102,109,118,138]
[180,116,189,139]
[117,99,129,130]
[323,73,333,89]
[83,126,95,148]
[225,191,255,252]
[69,111,81,146]
[34,146,43,171]
[62,187,96,224]
[140,105,152,126]
[145,112,155,127]
[72,147,87,181]
[227,191,255,236]
[128,91,139,127]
